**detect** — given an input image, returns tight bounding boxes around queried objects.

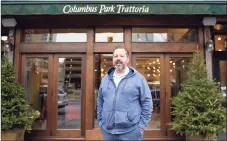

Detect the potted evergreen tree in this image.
[170,52,226,141]
[1,56,40,141]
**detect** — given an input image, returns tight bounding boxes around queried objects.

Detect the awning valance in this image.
[2,3,226,15]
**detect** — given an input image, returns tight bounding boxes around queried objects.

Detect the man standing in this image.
[97,47,153,140]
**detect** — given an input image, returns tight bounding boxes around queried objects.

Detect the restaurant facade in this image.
[1,1,227,141]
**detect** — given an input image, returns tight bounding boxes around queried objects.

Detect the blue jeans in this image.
[101,126,144,141]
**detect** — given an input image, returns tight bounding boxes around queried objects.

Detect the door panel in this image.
[53,54,85,138]
[165,54,192,136]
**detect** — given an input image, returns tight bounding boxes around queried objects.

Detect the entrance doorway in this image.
[132,54,192,137]
[21,54,85,138]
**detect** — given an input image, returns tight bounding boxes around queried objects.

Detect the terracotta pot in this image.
[1,129,25,141]
[186,134,217,141]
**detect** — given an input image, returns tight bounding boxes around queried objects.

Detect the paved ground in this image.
[218,132,226,141]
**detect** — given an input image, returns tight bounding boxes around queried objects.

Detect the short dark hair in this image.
[113,46,129,57]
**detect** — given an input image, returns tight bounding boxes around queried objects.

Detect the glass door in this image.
[132,54,192,138]
[21,54,85,138]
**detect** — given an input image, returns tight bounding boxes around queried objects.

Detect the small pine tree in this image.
[170,52,226,139]
[1,56,40,131]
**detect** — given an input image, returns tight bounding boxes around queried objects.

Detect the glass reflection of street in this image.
[57,100,81,129]
[58,57,82,129]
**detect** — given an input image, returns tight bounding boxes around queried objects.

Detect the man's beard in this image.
[114,60,125,73]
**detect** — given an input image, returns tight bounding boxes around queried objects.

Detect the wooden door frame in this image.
[132,54,166,137]
[21,54,54,136]
[52,54,86,138]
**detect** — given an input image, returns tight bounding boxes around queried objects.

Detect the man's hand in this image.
[140,130,144,135]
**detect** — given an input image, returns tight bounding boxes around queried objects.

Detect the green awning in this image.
[1,3,226,15]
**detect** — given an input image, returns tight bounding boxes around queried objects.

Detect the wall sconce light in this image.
[206,38,214,52]
[107,32,114,42]
[213,24,222,31]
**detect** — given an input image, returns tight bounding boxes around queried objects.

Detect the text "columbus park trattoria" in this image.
[63,5,150,14]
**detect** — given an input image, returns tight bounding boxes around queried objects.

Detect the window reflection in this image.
[95,28,123,42]
[57,57,82,129]
[23,29,87,42]
[52,29,87,42]
[94,54,113,128]
[132,28,197,42]
[135,58,161,129]
[25,57,48,130]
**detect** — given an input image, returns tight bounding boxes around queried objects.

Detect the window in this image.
[132,28,197,43]
[95,28,123,42]
[23,29,87,43]
[57,57,82,129]
[214,35,227,51]
[52,29,87,42]
[135,57,161,129]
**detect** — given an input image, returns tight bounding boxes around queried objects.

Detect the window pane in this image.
[132,28,197,42]
[52,29,87,42]
[57,57,82,129]
[23,29,87,42]
[94,54,113,128]
[95,28,123,42]
[24,57,49,130]
[135,57,161,129]
[23,29,50,43]
[215,35,227,51]
[169,57,191,121]
[170,57,191,97]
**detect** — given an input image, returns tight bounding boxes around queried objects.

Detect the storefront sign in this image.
[2,3,226,15]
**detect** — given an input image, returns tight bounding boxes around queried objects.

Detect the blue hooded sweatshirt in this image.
[97,67,153,134]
